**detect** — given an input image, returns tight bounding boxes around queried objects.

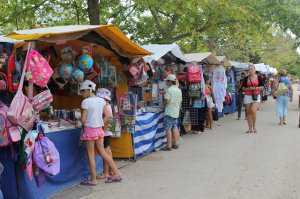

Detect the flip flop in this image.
[105,176,122,183]
[162,147,172,151]
[246,130,251,134]
[96,175,108,180]
[172,144,179,149]
[80,180,97,186]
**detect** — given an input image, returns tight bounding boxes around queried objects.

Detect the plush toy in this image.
[59,64,73,80]
[60,47,76,65]
[72,69,84,83]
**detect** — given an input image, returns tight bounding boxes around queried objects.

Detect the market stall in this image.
[124,43,187,157]
[183,52,222,131]
[0,25,150,199]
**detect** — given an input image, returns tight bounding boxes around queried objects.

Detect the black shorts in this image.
[104,136,111,148]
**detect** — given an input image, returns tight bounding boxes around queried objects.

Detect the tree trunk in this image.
[87,0,100,25]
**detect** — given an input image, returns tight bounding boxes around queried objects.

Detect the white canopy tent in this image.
[142,43,187,64]
[184,52,220,65]
[230,61,249,69]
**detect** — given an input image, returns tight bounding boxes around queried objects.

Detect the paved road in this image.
[53,96,300,199]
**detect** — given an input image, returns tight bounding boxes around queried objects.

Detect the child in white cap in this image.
[79,80,121,185]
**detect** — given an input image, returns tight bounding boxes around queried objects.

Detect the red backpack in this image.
[187,63,201,83]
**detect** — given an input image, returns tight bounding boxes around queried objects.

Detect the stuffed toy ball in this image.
[72,69,84,83]
[78,54,94,73]
[59,64,73,80]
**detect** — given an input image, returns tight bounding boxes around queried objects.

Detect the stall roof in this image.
[255,63,271,74]
[216,56,231,67]
[0,35,20,43]
[7,25,150,58]
[142,43,187,63]
[230,61,249,69]
[184,52,220,65]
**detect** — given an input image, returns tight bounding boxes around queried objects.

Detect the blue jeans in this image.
[276,95,289,119]
[164,115,178,131]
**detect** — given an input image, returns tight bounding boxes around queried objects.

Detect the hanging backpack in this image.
[189,83,201,98]
[26,49,53,88]
[0,103,10,147]
[187,63,201,83]
[33,133,60,176]
[0,72,7,91]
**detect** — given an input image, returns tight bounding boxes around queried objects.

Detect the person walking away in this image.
[273,70,291,125]
[205,78,214,129]
[163,74,182,151]
[79,80,121,185]
[237,72,246,120]
[96,88,116,179]
[241,64,263,134]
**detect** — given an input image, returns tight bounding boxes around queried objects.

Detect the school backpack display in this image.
[187,63,201,83]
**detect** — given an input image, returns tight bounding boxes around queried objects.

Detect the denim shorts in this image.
[164,115,178,131]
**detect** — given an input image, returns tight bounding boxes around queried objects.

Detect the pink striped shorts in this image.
[81,127,105,141]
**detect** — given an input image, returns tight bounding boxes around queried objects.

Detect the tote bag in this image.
[7,44,35,132]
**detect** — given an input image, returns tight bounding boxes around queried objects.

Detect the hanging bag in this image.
[7,43,36,132]
[32,88,53,112]
[0,102,10,147]
[33,133,60,176]
[26,49,53,88]
[187,63,201,83]
[0,72,7,91]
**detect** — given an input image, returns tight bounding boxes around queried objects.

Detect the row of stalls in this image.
[0,26,279,198]
[0,25,151,199]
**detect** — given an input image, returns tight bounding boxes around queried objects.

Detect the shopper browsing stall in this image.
[163,74,182,151]
[96,88,116,179]
[79,80,121,185]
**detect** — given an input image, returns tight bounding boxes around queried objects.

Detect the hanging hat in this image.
[96,88,111,101]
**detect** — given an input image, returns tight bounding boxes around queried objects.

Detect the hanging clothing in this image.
[212,66,227,112]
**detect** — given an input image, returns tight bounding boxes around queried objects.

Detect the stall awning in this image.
[184,52,220,65]
[6,25,150,59]
[142,43,187,63]
[230,61,249,69]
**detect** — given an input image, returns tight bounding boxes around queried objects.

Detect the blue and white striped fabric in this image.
[133,112,166,158]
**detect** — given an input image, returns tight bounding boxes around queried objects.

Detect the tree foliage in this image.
[0,0,300,74]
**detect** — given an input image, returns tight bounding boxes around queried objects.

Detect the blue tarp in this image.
[0,128,103,199]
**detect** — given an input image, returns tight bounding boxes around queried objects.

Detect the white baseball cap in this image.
[165,74,177,82]
[79,80,96,92]
[96,88,111,101]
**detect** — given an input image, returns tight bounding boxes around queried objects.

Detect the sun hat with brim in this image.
[79,80,96,92]
[165,74,177,82]
[96,88,111,101]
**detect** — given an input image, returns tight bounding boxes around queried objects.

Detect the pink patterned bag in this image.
[26,49,53,88]
[7,44,36,132]
[32,89,53,112]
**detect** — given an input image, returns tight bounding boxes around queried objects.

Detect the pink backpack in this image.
[187,63,201,83]
[26,49,53,88]
[7,44,36,132]
[33,134,60,176]
[0,103,10,147]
